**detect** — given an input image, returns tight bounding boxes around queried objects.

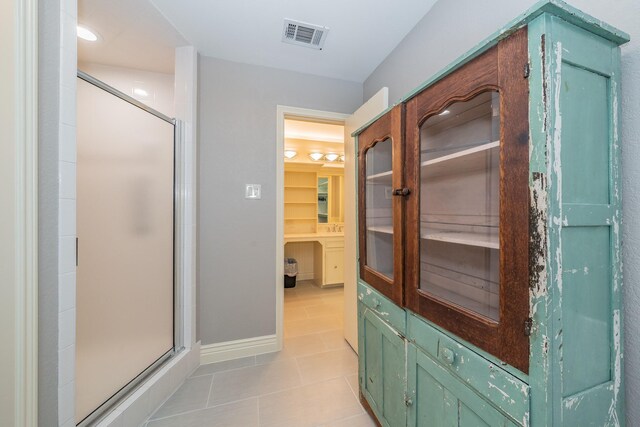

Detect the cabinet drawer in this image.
[358,281,406,335]
[324,239,344,249]
[408,313,529,424]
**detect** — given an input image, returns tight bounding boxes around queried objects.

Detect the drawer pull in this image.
[372,298,382,308]
[440,347,456,365]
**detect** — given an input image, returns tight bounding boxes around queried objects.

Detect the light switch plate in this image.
[245,184,261,199]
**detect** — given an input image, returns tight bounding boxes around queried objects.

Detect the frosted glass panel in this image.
[365,138,393,279]
[419,91,500,321]
[76,78,174,423]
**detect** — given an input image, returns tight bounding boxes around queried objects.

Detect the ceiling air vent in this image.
[282,19,329,50]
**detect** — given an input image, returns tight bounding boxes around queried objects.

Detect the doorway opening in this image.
[275,107,349,355]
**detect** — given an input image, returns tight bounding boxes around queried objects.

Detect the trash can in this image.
[284,258,298,288]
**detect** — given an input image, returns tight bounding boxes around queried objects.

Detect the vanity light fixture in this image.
[309,152,324,161]
[77,25,98,42]
[324,153,340,162]
[284,150,297,159]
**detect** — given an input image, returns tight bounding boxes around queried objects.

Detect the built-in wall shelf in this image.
[285,169,318,234]
[421,141,499,178]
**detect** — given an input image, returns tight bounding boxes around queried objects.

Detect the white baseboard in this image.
[297,272,314,281]
[200,335,278,365]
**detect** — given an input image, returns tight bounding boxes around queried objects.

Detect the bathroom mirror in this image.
[318,175,344,224]
[318,177,328,223]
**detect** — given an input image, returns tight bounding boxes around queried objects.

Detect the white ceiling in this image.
[149,0,438,82]
[284,119,344,143]
[78,0,187,74]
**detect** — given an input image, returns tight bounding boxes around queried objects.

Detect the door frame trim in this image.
[13,0,39,424]
[275,106,349,350]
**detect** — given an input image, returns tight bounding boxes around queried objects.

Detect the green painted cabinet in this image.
[359,303,407,427]
[355,2,629,427]
[407,344,519,427]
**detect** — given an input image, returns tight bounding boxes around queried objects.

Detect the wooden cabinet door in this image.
[407,344,520,427]
[359,306,407,427]
[404,28,530,373]
[358,105,405,306]
[325,247,344,285]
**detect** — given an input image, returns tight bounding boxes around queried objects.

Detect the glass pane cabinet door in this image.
[358,106,404,305]
[405,29,530,373]
[420,91,501,321]
[365,138,394,280]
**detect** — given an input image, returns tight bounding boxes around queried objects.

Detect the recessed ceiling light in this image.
[77,26,98,42]
[133,88,149,98]
[439,109,450,116]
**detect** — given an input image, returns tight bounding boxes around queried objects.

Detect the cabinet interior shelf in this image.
[421,141,499,178]
[421,230,499,249]
[423,284,499,321]
[367,225,393,234]
[285,202,316,204]
[368,226,498,249]
[285,217,316,221]
[366,170,393,183]
[285,185,317,189]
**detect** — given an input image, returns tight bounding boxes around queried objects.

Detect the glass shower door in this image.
[76,76,175,424]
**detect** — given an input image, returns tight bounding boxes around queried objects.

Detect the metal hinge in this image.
[524,62,530,78]
[524,317,533,336]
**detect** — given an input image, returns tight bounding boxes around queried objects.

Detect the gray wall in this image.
[38,0,60,424]
[363,0,640,424]
[197,57,363,344]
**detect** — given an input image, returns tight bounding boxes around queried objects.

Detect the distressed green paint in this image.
[407,344,520,427]
[408,312,528,383]
[358,280,406,334]
[408,313,530,424]
[356,4,627,427]
[527,13,553,427]
[562,226,612,395]
[544,16,625,426]
[560,63,610,204]
[359,306,407,427]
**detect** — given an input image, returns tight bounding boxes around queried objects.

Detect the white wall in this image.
[197,56,363,345]
[363,0,640,424]
[78,62,175,117]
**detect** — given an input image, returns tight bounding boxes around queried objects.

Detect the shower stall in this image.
[75,72,177,425]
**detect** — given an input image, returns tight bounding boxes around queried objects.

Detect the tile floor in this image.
[144,281,377,427]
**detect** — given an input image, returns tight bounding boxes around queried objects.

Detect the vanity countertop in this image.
[284,232,344,241]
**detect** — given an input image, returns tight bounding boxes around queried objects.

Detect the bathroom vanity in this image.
[354,2,628,426]
[284,163,345,287]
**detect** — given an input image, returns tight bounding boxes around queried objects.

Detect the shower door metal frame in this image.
[76,70,183,427]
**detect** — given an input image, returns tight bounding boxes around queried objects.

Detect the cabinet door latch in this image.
[393,187,411,197]
[524,317,533,336]
[404,394,413,407]
[524,62,530,78]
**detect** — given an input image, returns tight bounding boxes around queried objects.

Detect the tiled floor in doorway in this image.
[145,281,376,426]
